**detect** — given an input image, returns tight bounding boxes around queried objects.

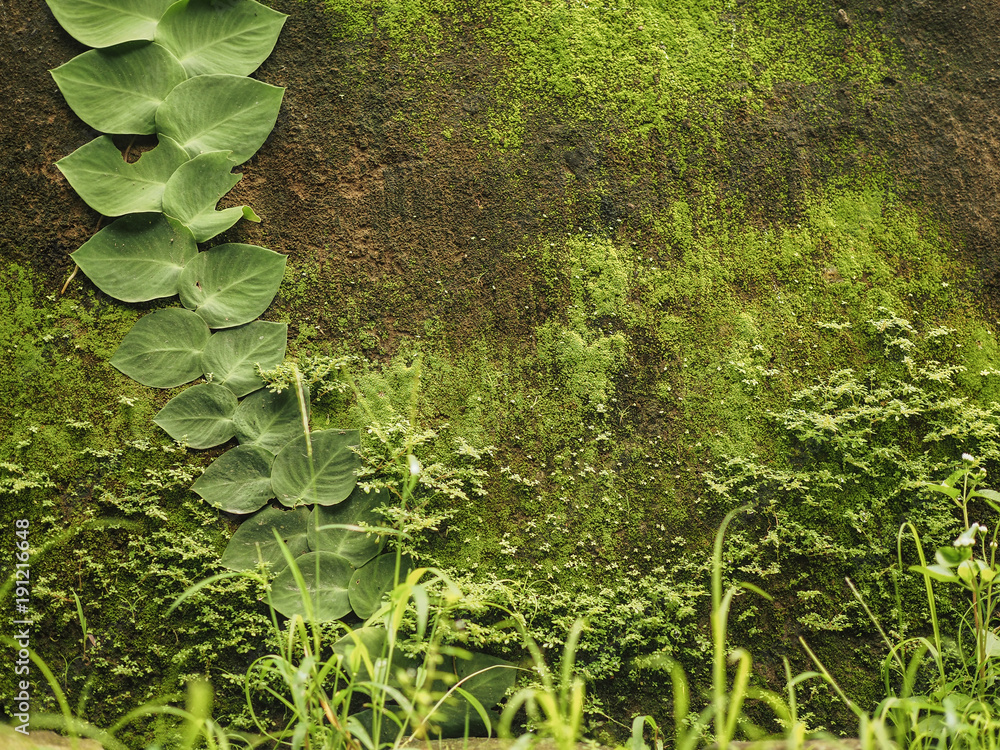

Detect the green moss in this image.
[6,0,980,739]
[0,264,274,741]
[322,0,447,55]
[0,266,146,472]
[482,0,897,145]
[565,234,631,321]
[322,0,902,154]
[282,183,989,731]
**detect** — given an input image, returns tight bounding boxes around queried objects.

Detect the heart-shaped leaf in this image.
[220,505,310,572]
[156,74,284,164]
[234,386,307,454]
[348,554,400,619]
[71,214,196,303]
[110,308,209,388]
[308,487,389,567]
[162,150,260,242]
[408,654,508,738]
[192,444,275,514]
[51,42,187,135]
[202,321,287,398]
[56,135,190,216]
[45,0,176,48]
[177,244,286,329]
[270,551,355,621]
[453,653,516,708]
[271,429,361,507]
[153,383,238,448]
[155,0,288,77]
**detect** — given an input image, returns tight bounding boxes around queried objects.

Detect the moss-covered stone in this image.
[6,0,1000,741]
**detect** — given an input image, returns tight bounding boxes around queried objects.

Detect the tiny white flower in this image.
[954,525,980,547]
[963,453,975,463]
[407,454,421,476]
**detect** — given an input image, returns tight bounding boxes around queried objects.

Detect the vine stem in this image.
[122,135,136,163]
[61,215,104,296]
[59,265,79,296]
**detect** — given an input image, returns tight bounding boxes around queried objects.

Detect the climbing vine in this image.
[47,0,403,625]
[46,4,514,733]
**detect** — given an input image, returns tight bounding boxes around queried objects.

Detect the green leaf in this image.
[71,214,196,302]
[436,690,497,739]
[192,444,275,514]
[162,151,259,242]
[202,321,287,398]
[271,429,361,507]
[155,0,288,77]
[909,564,961,584]
[430,696,498,739]
[348,554,399,619]
[220,505,310,572]
[308,487,389,566]
[156,74,284,164]
[177,244,286,329]
[152,383,238,448]
[923,482,961,499]
[736,581,772,601]
[418,654,509,738]
[936,546,972,566]
[185,203,259,244]
[973,489,1000,512]
[51,42,187,134]
[56,135,190,216]
[234,386,307,454]
[332,627,417,682]
[271,551,354,621]
[958,560,980,583]
[454,653,516,708]
[985,631,1000,658]
[332,627,389,681]
[45,0,176,48]
[110,308,210,388]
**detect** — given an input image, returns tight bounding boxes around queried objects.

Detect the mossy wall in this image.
[4,0,1000,741]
